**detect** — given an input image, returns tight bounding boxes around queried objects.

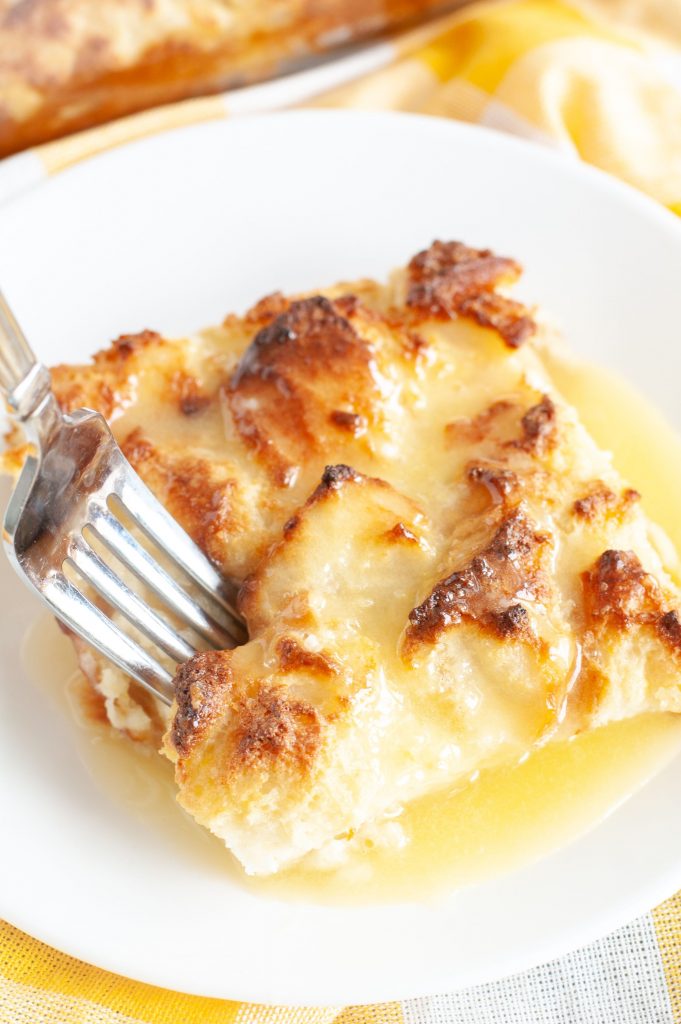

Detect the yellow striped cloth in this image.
[2,1,681,1020]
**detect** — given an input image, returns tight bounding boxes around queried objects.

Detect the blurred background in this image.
[1,0,680,161]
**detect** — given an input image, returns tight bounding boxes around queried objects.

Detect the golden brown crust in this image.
[106,329,162,360]
[276,465,363,542]
[384,521,421,544]
[51,329,164,417]
[582,549,663,628]
[507,395,557,455]
[573,483,640,522]
[242,291,289,328]
[658,610,681,653]
[232,685,322,770]
[171,649,323,774]
[226,297,375,486]
[457,291,536,349]
[466,460,521,506]
[0,0,447,158]
[328,409,367,435]
[574,550,681,716]
[276,636,340,678]
[406,240,534,347]
[445,395,559,523]
[405,507,551,651]
[449,394,556,454]
[581,550,681,657]
[121,428,240,564]
[315,462,363,493]
[407,240,521,303]
[171,649,233,759]
[171,370,211,417]
[51,365,117,419]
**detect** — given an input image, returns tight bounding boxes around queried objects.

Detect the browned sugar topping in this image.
[333,294,361,316]
[406,240,534,347]
[276,636,340,677]
[329,409,367,435]
[171,370,211,416]
[507,395,557,454]
[583,549,660,625]
[171,650,232,758]
[658,610,681,650]
[407,240,521,302]
[171,652,323,771]
[493,602,531,638]
[405,508,550,650]
[384,521,421,544]
[51,329,164,418]
[573,484,640,521]
[108,329,161,360]
[227,296,374,485]
[318,463,360,491]
[279,464,362,539]
[582,550,681,656]
[242,291,289,327]
[467,461,521,505]
[233,686,322,769]
[457,292,535,349]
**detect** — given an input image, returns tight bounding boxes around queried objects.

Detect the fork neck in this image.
[2,359,61,448]
[20,388,63,448]
[0,289,62,446]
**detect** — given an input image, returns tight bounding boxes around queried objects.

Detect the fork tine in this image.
[67,536,196,664]
[88,504,246,648]
[42,573,174,705]
[118,474,241,620]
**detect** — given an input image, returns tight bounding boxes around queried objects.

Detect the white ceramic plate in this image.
[2,111,681,1006]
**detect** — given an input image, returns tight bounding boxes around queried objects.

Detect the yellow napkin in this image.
[1,1,681,1020]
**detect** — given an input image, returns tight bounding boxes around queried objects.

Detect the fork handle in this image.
[0,289,55,424]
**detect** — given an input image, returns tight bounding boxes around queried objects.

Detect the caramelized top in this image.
[582,549,681,659]
[227,297,375,485]
[405,507,551,649]
[406,240,535,347]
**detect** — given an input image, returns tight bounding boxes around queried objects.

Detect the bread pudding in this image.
[6,240,681,876]
[0,0,452,158]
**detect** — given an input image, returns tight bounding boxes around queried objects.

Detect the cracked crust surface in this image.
[8,239,681,874]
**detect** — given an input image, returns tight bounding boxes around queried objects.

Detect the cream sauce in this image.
[20,348,681,903]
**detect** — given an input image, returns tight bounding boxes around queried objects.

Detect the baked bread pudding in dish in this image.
[6,241,681,876]
[0,0,451,157]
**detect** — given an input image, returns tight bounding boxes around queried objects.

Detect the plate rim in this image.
[2,108,681,1005]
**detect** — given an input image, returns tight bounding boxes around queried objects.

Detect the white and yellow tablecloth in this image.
[1,1,681,1020]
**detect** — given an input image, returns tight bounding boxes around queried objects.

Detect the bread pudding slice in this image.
[7,241,681,875]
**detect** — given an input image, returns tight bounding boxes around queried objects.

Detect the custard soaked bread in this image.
[17,241,681,874]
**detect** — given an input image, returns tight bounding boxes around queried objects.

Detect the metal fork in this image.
[0,292,247,706]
